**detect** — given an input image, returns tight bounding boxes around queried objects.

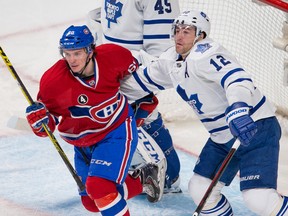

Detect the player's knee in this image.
[189,174,232,215]
[242,188,284,215]
[81,195,99,212]
[188,174,224,205]
[86,176,118,209]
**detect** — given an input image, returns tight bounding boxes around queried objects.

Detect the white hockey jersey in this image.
[121,37,276,143]
[100,0,180,57]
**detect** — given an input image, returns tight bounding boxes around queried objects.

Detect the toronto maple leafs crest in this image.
[177,85,204,114]
[195,43,212,53]
[104,0,123,28]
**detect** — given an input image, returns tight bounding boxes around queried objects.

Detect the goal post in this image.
[253,0,288,12]
[158,0,288,129]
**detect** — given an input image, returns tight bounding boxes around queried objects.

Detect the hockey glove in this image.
[132,93,159,127]
[225,102,257,146]
[26,102,49,134]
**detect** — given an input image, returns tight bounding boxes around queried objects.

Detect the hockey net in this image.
[157,0,288,132]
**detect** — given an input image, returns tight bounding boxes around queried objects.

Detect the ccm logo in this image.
[91,159,112,166]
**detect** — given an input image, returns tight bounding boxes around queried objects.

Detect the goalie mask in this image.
[172,10,210,39]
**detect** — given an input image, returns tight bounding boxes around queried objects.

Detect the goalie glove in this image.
[225,102,257,146]
[26,102,55,137]
[132,93,159,127]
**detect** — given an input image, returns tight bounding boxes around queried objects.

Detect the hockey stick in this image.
[0,46,85,192]
[192,139,241,216]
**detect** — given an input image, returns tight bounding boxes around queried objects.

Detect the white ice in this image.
[0,1,287,215]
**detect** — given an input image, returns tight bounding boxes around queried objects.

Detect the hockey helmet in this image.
[172,10,210,38]
[59,25,94,51]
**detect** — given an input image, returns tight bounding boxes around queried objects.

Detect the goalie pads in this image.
[131,127,167,168]
[130,127,167,190]
[130,127,167,200]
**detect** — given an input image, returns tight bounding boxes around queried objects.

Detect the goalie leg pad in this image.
[142,113,180,187]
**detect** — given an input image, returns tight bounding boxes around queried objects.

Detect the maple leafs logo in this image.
[104,0,123,28]
[188,94,204,114]
[195,43,212,53]
[176,85,204,114]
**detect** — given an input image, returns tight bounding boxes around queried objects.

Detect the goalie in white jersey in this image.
[122,10,288,215]
[87,0,182,194]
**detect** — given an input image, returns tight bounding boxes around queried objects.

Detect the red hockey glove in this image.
[26,102,50,136]
[133,93,159,127]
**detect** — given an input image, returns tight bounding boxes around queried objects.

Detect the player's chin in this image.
[70,66,81,73]
[175,45,184,55]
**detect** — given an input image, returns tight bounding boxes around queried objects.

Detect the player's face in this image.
[174,25,196,57]
[62,49,89,73]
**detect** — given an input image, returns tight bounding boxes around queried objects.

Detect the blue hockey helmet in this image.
[59,25,94,51]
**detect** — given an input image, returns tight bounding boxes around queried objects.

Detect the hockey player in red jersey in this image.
[25,25,165,216]
[88,0,182,194]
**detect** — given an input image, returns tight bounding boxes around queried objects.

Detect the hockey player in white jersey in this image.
[87,0,182,194]
[122,10,288,216]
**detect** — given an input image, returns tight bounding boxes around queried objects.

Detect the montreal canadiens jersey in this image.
[100,0,180,57]
[122,37,276,143]
[37,44,138,147]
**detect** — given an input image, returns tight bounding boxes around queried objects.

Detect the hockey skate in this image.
[164,175,182,194]
[132,159,166,203]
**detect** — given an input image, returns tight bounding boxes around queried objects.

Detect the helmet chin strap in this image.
[70,54,92,77]
[78,55,92,77]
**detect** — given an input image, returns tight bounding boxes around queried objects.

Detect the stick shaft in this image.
[193,139,241,216]
[0,46,85,192]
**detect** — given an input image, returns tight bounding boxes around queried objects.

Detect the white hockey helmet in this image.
[172,10,210,38]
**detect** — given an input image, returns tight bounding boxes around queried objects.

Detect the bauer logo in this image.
[240,175,260,182]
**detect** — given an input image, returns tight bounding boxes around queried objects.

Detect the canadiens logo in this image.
[69,93,124,124]
[78,94,88,104]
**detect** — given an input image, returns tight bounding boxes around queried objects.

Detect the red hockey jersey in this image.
[37,44,138,147]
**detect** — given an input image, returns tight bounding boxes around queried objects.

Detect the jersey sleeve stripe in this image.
[104,34,143,45]
[132,72,152,93]
[143,67,165,90]
[144,19,174,24]
[220,68,245,88]
[249,96,266,115]
[143,34,170,39]
[227,78,253,88]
